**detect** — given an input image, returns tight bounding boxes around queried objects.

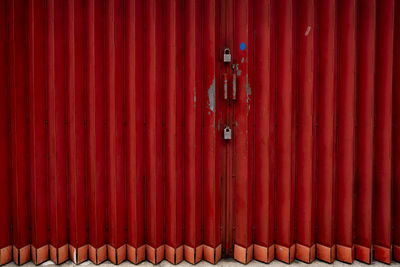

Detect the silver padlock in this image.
[224,126,232,140]
[223,48,231,63]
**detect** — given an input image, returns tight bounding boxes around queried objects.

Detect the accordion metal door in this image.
[1,0,400,265]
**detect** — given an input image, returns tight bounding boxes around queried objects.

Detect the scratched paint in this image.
[236,63,243,76]
[208,78,216,113]
[305,26,311,36]
[246,74,252,109]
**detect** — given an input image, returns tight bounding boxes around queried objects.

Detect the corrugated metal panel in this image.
[0,0,400,265]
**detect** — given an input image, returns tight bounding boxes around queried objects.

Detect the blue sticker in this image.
[240,42,246,51]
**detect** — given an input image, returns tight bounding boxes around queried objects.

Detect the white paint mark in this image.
[208,78,216,113]
[41,261,54,266]
[194,87,196,107]
[80,261,92,266]
[305,26,311,36]
[73,249,77,263]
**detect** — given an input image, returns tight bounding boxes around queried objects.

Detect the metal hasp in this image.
[223,48,231,63]
[223,126,232,140]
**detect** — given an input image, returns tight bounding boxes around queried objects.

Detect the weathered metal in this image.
[0,0,399,265]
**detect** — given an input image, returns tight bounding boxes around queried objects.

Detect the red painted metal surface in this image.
[1,0,400,265]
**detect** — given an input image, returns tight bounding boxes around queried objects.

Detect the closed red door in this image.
[217,1,274,264]
[1,0,400,266]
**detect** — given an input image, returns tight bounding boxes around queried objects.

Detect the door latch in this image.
[224,126,232,140]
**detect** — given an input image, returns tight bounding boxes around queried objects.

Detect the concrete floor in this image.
[3,259,399,267]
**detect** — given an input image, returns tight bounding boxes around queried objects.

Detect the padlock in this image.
[223,48,231,63]
[224,126,232,140]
